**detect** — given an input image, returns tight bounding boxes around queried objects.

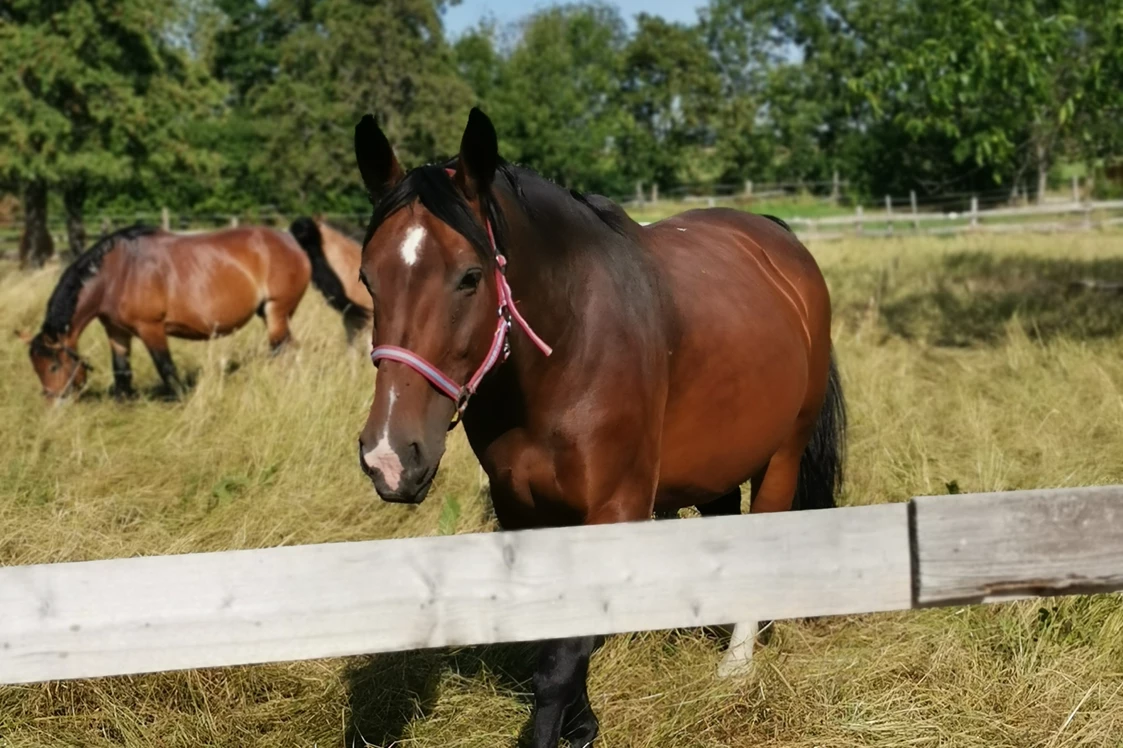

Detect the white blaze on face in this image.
[363,387,404,490]
[399,225,426,267]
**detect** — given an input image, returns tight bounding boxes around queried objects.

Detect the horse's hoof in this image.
[561,716,598,747]
[716,620,758,678]
[716,651,755,678]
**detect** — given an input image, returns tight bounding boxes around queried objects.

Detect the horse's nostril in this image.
[407,442,422,463]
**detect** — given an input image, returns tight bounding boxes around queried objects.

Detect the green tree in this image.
[454,23,503,105]
[250,0,473,211]
[701,0,783,184]
[0,0,225,265]
[619,15,721,190]
[487,3,630,195]
[857,0,1123,199]
[210,0,290,105]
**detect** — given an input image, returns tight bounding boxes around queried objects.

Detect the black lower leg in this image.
[697,488,741,517]
[111,350,134,397]
[532,636,599,748]
[150,349,185,395]
[560,669,599,747]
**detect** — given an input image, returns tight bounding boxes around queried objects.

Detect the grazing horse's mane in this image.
[290,217,353,314]
[40,224,160,339]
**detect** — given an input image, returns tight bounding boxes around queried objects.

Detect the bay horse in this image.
[352,109,845,747]
[19,225,311,398]
[289,217,373,343]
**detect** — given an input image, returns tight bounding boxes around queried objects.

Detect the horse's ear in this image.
[354,115,403,203]
[456,107,499,199]
[14,329,32,345]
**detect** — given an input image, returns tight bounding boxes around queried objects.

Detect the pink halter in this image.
[369,207,552,423]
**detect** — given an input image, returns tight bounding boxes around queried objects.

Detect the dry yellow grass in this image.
[2,231,1123,747]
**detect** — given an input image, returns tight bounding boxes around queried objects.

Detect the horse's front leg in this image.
[528,487,656,748]
[532,636,600,748]
[481,426,657,748]
[103,323,135,398]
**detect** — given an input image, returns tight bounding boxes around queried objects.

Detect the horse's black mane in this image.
[761,214,793,233]
[363,159,630,262]
[39,224,159,339]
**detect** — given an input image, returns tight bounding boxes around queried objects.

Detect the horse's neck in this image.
[64,276,104,347]
[499,201,582,350]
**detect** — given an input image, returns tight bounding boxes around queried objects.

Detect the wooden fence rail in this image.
[1,486,1121,685]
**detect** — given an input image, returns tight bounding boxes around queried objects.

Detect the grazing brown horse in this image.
[352,109,845,748]
[20,225,311,398]
[290,217,373,344]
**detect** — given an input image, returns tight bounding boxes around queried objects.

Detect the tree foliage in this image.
[2,0,1122,237]
[0,0,225,259]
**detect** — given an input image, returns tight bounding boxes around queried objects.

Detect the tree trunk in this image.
[18,181,54,269]
[63,183,87,260]
[1035,141,1048,205]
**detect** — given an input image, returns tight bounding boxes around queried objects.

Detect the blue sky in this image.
[442,0,708,37]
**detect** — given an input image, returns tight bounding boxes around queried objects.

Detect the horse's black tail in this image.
[792,350,847,511]
[290,217,351,314]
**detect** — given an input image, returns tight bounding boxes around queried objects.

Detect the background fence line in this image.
[3,194,1123,259]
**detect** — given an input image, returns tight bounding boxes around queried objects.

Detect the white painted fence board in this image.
[912,486,1123,606]
[0,504,910,685]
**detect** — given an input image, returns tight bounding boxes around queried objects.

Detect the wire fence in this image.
[1,177,1119,258]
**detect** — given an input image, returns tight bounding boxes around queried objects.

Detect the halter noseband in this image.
[368,184,552,427]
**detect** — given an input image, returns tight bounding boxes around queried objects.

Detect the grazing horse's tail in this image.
[290,217,351,314]
[793,350,847,510]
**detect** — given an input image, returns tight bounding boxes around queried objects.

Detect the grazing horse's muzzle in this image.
[357,440,436,504]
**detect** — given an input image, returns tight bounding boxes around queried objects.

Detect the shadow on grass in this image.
[344,642,540,747]
[75,359,254,403]
[847,251,1123,346]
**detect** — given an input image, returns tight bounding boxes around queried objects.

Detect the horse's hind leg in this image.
[137,324,185,397]
[103,323,135,398]
[713,447,806,676]
[696,491,761,677]
[263,298,299,352]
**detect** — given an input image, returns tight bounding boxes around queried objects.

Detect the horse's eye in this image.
[49,364,59,373]
[457,269,483,293]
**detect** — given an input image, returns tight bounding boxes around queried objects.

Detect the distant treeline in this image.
[2,0,1122,263]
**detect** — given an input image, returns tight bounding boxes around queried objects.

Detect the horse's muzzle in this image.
[357,442,436,504]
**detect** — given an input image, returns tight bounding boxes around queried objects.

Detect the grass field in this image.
[3,231,1123,747]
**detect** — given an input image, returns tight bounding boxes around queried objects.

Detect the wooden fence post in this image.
[230,216,239,228]
[744,179,753,198]
[635,181,644,206]
[855,204,863,236]
[161,207,170,231]
[1072,175,1080,203]
[885,195,893,233]
[651,183,658,203]
[910,190,919,232]
[970,196,979,230]
[831,170,840,205]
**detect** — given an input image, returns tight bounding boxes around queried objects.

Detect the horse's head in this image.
[18,330,90,399]
[354,109,505,504]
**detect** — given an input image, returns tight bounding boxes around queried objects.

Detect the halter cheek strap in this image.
[368,211,552,425]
